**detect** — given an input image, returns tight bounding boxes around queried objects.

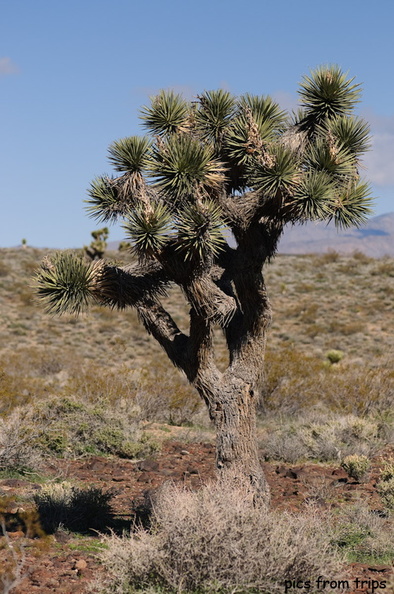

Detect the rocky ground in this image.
[0,439,393,594]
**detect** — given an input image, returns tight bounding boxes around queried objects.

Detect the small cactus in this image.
[341,454,370,482]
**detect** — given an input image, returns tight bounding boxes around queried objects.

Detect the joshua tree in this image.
[36,66,372,501]
[83,227,109,260]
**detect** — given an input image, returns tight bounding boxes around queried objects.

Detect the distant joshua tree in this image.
[83,227,109,260]
[36,66,372,501]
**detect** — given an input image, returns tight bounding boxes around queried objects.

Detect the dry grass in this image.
[259,412,381,464]
[0,246,393,465]
[95,480,345,594]
[0,247,393,424]
[0,247,393,591]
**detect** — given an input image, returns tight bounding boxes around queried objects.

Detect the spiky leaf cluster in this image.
[299,65,361,125]
[248,144,300,198]
[226,95,286,166]
[290,171,333,220]
[324,116,371,156]
[304,136,355,178]
[195,90,236,144]
[123,202,172,257]
[140,91,189,136]
[108,136,151,173]
[86,176,124,223]
[329,181,374,229]
[175,201,226,262]
[35,253,100,314]
[147,134,226,203]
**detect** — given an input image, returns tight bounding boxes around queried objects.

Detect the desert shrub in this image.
[33,482,115,534]
[0,259,10,277]
[30,396,159,459]
[371,260,394,277]
[316,250,340,264]
[0,366,44,415]
[379,458,394,482]
[261,347,324,413]
[377,461,394,512]
[326,349,344,364]
[377,479,394,512]
[331,502,394,563]
[351,250,372,264]
[0,408,42,474]
[96,480,344,594]
[137,357,203,425]
[341,454,371,482]
[260,413,380,463]
[63,363,139,405]
[262,348,394,417]
[325,365,394,416]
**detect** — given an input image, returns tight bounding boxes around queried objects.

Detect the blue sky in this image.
[1,0,393,248]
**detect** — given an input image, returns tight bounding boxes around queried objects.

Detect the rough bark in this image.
[201,374,270,503]
[88,219,277,503]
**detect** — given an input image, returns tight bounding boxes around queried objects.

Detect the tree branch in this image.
[185,310,222,408]
[224,226,273,384]
[85,259,191,370]
[91,260,170,308]
[136,297,189,370]
[157,245,238,327]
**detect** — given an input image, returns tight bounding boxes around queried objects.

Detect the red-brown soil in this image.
[0,441,393,594]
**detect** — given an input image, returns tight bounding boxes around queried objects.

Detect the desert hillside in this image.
[0,247,393,593]
[277,212,394,257]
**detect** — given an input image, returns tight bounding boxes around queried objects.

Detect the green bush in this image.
[31,396,159,459]
[326,349,344,364]
[33,482,115,534]
[331,502,394,564]
[260,413,379,463]
[341,454,371,482]
[376,458,394,511]
[377,478,394,511]
[379,458,394,482]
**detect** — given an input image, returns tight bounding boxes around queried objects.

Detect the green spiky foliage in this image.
[195,90,237,144]
[108,136,151,174]
[298,65,362,127]
[35,253,100,314]
[148,134,226,204]
[36,67,374,498]
[175,201,226,262]
[123,202,172,258]
[37,65,373,315]
[140,90,189,136]
[86,176,122,223]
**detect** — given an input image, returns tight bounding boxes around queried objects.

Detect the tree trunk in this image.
[199,375,270,504]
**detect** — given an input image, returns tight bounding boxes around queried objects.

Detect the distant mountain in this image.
[108,212,394,258]
[277,212,394,258]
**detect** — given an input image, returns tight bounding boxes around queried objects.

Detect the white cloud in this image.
[0,57,19,76]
